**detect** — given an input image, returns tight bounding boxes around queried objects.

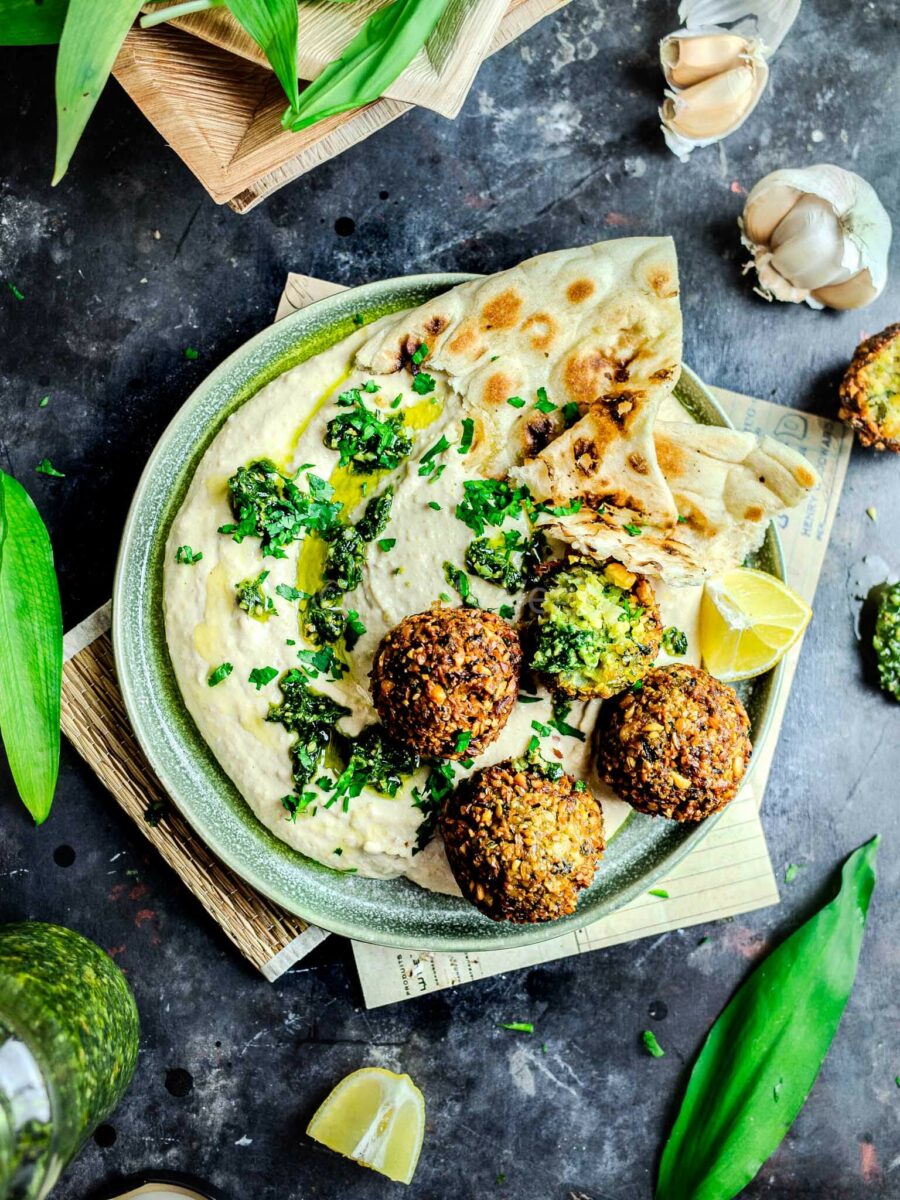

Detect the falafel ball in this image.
[531,558,662,699]
[596,663,751,821]
[838,322,900,452]
[441,761,605,923]
[371,606,521,760]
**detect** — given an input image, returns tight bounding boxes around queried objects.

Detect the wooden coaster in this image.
[61,604,328,981]
[112,0,570,211]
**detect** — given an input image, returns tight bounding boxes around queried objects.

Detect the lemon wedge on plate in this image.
[306,1067,425,1184]
[700,567,812,682]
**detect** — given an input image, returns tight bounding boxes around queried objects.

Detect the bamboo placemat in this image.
[112,0,570,211]
[61,606,329,980]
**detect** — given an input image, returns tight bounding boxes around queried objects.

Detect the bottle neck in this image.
[0,1017,59,1200]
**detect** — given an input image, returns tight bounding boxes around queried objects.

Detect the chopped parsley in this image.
[499,1022,533,1033]
[562,401,580,427]
[498,604,515,620]
[428,501,442,512]
[6,282,24,301]
[677,514,688,524]
[220,461,341,557]
[530,719,552,737]
[281,791,316,822]
[377,538,396,552]
[411,761,455,852]
[458,417,475,455]
[362,380,380,393]
[623,522,643,537]
[352,312,364,327]
[184,346,199,361]
[324,389,412,473]
[297,645,347,681]
[456,478,530,536]
[548,698,586,741]
[517,694,542,704]
[235,570,277,619]
[345,609,366,649]
[248,666,278,691]
[506,396,526,409]
[175,545,203,564]
[330,726,420,810]
[662,626,688,656]
[784,863,801,884]
[266,668,350,794]
[418,435,451,478]
[208,662,233,687]
[38,395,49,408]
[443,562,481,608]
[648,887,669,899]
[275,583,306,602]
[642,1030,665,1058]
[454,731,472,753]
[535,388,556,414]
[390,394,403,409]
[412,372,435,395]
[411,343,429,365]
[36,458,64,477]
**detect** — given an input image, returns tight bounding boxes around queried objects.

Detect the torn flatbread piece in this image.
[356,238,682,522]
[537,422,820,586]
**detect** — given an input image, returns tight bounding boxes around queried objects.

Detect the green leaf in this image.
[0,0,69,45]
[282,0,451,132]
[656,836,879,1200]
[53,0,144,184]
[226,0,299,111]
[0,472,62,824]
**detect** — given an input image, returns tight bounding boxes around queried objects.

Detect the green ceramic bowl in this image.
[113,273,784,952]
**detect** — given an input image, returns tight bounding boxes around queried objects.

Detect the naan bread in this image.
[356,239,682,523]
[538,421,821,585]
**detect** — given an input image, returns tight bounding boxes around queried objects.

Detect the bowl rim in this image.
[112,271,784,952]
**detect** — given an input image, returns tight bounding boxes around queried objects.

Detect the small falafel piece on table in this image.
[441,761,605,923]
[838,323,900,452]
[371,605,521,761]
[596,664,751,821]
[531,558,662,699]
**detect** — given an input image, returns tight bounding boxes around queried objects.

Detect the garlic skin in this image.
[659,0,801,161]
[740,165,893,310]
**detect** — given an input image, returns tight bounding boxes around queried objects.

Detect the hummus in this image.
[164,315,703,894]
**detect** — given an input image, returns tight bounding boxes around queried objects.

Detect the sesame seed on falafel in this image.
[596,663,751,821]
[370,605,521,761]
[441,760,605,923]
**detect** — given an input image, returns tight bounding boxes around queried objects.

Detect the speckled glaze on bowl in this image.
[113,273,784,952]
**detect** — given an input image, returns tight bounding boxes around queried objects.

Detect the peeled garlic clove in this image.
[739,165,893,310]
[661,30,751,88]
[660,56,767,159]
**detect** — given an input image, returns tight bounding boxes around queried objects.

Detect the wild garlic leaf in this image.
[0,0,69,45]
[656,835,879,1200]
[283,0,451,132]
[226,0,299,112]
[0,471,63,824]
[53,0,144,183]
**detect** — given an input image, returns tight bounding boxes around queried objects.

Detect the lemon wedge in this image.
[700,567,812,682]
[306,1067,425,1184]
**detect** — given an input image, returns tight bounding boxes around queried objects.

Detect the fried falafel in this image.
[371,606,521,760]
[838,322,900,452]
[441,760,605,923]
[596,663,751,821]
[531,558,662,699]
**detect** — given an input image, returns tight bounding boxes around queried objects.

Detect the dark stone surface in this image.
[1,2,898,1197]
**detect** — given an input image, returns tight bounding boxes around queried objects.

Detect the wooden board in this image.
[112,0,570,210]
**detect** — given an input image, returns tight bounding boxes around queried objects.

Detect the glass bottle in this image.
[0,923,140,1199]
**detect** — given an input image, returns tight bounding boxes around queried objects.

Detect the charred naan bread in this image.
[356,239,682,524]
[538,422,820,585]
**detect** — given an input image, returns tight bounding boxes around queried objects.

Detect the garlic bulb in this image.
[739,165,893,310]
[660,0,801,161]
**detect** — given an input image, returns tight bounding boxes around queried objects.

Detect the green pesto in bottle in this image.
[0,923,140,1199]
